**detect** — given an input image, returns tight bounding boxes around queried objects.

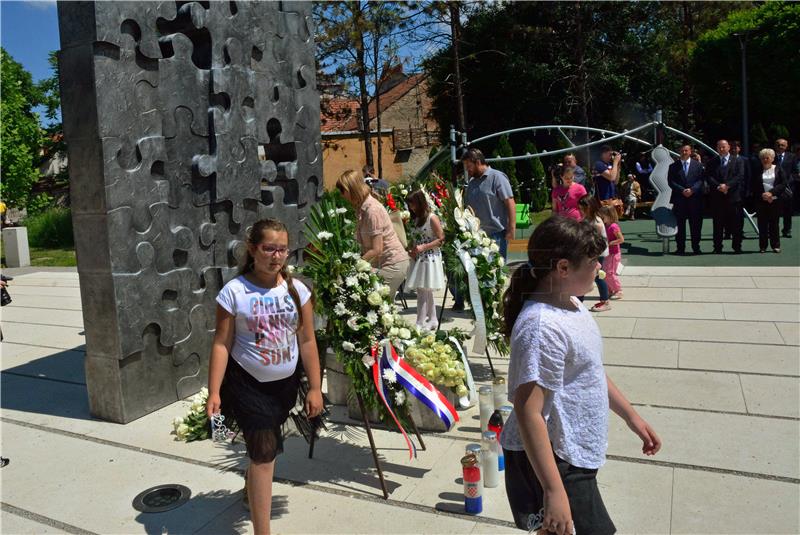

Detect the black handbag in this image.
[0,275,11,306]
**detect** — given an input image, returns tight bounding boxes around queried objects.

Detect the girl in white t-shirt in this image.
[206,218,322,535]
[500,216,661,535]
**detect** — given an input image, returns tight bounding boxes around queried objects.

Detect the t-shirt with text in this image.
[552,183,587,221]
[216,276,311,382]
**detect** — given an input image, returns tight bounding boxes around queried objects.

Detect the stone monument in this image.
[57,1,321,423]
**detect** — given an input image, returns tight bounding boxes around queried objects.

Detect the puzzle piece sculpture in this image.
[58,1,322,423]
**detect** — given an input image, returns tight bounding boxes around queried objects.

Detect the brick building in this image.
[320,68,440,190]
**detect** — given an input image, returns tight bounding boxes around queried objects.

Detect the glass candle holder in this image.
[492,376,507,410]
[481,430,500,488]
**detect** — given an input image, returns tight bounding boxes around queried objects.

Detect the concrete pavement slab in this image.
[683,288,800,304]
[0,294,83,311]
[678,341,800,376]
[0,509,68,534]
[723,303,800,322]
[1,306,85,328]
[739,374,800,418]
[648,276,756,288]
[603,338,679,368]
[5,285,82,297]
[752,276,800,289]
[0,321,85,350]
[599,301,725,320]
[597,460,673,535]
[0,422,246,535]
[607,406,800,479]
[670,468,800,534]
[776,322,800,346]
[606,367,747,413]
[595,317,637,338]
[593,287,684,302]
[1,347,85,384]
[632,318,782,344]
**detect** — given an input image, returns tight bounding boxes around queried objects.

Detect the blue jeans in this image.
[453,230,508,307]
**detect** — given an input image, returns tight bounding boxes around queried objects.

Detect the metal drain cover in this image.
[132,484,191,513]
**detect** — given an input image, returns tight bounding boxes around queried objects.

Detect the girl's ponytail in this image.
[502,262,539,337]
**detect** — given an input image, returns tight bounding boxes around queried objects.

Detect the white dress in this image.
[406,214,446,291]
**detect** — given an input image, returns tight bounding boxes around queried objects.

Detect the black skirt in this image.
[220,357,300,463]
[503,448,616,535]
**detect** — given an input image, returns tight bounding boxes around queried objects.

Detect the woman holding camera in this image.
[551,166,587,221]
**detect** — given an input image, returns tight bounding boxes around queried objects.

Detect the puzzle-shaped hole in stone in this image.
[251,45,263,66]
[296,68,307,89]
[93,42,122,61]
[156,5,212,70]
[117,142,143,171]
[121,19,158,70]
[173,249,189,267]
[263,118,297,164]
[162,289,179,310]
[242,96,255,123]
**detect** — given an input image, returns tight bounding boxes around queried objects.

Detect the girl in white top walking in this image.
[500,216,661,535]
[206,219,323,535]
[405,189,446,330]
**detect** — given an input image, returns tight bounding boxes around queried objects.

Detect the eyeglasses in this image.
[259,246,289,256]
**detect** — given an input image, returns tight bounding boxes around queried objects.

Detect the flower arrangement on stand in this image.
[172,387,211,442]
[301,193,462,439]
[404,329,470,398]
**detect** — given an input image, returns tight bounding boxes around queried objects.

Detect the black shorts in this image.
[220,358,299,463]
[503,448,616,535]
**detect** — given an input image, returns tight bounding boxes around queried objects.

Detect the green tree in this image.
[491,134,519,197]
[690,2,800,142]
[1,48,42,208]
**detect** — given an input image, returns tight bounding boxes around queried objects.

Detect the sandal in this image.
[610,291,624,300]
[590,301,611,312]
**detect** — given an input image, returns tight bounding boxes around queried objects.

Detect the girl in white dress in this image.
[405,190,446,330]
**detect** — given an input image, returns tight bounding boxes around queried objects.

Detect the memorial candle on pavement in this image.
[461,453,483,515]
[478,386,493,432]
[492,376,507,409]
[481,430,500,488]
[488,410,505,472]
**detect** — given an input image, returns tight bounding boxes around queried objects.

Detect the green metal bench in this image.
[516,203,531,229]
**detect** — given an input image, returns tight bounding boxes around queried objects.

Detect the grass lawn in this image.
[1,245,77,268]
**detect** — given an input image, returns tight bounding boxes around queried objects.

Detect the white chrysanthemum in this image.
[394,390,406,405]
[334,302,347,315]
[366,311,379,325]
[381,314,394,328]
[345,276,358,287]
[380,303,391,314]
[382,368,398,383]
[317,231,333,240]
[342,341,356,352]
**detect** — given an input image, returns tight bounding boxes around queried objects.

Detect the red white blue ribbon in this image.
[371,342,461,460]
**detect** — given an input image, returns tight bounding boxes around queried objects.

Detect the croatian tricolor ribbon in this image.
[371,341,460,459]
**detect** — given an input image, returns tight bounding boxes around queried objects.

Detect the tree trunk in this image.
[354,3,373,167]
[449,1,466,132]
[373,30,383,179]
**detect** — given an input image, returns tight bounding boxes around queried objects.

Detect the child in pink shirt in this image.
[551,167,587,221]
[600,205,625,299]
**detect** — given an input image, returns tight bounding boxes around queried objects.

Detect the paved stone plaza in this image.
[1,265,799,534]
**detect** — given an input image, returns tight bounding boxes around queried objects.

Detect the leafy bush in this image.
[24,207,74,248]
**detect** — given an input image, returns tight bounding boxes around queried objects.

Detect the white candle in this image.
[478,386,493,432]
[492,376,507,409]
[481,431,500,488]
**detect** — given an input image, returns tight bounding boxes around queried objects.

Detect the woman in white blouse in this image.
[751,148,789,253]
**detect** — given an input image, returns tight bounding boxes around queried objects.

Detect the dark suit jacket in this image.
[775,152,798,183]
[750,164,788,200]
[706,154,745,203]
[668,159,705,206]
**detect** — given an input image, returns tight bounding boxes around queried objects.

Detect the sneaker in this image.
[609,291,624,300]
[773,248,781,254]
[590,301,611,312]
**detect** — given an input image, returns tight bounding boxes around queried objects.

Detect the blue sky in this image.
[1,0,60,122]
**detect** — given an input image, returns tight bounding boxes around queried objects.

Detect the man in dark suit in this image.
[706,139,746,253]
[668,144,706,255]
[774,138,797,238]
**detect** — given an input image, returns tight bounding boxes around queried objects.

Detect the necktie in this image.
[684,161,689,175]
[722,156,727,167]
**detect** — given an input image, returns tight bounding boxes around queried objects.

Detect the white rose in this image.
[497,256,505,267]
[176,423,189,440]
[389,327,399,336]
[356,259,372,272]
[367,291,383,306]
[191,400,204,413]
[172,417,184,430]
[378,285,390,297]
[482,237,491,247]
[362,353,376,368]
[490,242,499,253]
[342,341,356,352]
[398,328,411,340]
[381,314,394,328]
[347,317,360,330]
